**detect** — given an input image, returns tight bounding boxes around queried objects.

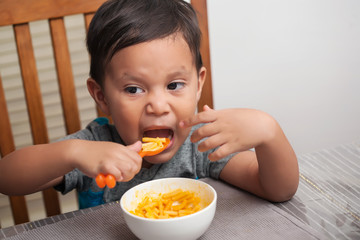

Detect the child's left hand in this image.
[180,105,278,161]
[181,105,298,202]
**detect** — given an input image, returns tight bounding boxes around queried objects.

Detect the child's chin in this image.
[144,152,173,165]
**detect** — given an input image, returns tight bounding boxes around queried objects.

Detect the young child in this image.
[0,0,298,208]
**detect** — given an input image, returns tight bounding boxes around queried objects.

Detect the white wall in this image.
[207,0,360,155]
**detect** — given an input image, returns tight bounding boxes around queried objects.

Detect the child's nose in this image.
[145,91,170,115]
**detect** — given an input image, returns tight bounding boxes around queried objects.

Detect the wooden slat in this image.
[191,0,214,110]
[0,75,30,225]
[84,13,94,31]
[1,0,109,226]
[14,23,61,217]
[49,18,81,134]
[0,77,16,157]
[8,196,29,225]
[0,0,107,26]
[41,188,61,217]
[14,24,49,145]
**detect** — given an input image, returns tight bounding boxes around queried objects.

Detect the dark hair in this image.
[87,0,203,86]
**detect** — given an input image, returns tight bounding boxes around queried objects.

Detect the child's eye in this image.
[167,82,185,91]
[125,86,144,94]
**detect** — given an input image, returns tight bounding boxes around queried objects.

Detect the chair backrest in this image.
[191,0,214,110]
[0,0,213,226]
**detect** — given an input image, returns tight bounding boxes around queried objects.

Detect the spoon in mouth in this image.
[139,137,170,157]
[96,137,170,188]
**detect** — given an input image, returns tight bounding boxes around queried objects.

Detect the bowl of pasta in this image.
[120,177,217,240]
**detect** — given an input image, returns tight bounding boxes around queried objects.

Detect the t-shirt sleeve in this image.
[190,124,234,179]
[195,147,234,180]
[53,118,121,194]
[54,168,92,194]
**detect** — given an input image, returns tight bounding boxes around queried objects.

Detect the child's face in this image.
[89,34,205,164]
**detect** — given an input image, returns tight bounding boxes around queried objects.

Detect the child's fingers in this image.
[111,169,123,182]
[208,143,235,162]
[190,122,219,143]
[98,156,140,186]
[103,143,142,182]
[98,164,122,181]
[127,140,142,152]
[197,133,226,153]
[202,104,212,111]
[116,160,141,182]
[180,107,217,128]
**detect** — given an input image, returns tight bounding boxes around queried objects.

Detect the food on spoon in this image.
[140,137,170,156]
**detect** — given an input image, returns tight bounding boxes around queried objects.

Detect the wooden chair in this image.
[0,0,213,226]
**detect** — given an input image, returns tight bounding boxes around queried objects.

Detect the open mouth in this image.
[143,129,174,140]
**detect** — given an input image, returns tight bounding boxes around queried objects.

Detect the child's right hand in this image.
[71,140,143,182]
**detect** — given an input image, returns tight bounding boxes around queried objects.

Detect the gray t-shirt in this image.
[54,118,231,208]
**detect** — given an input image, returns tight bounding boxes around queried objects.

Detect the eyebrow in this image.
[167,69,191,79]
[117,73,141,81]
[117,68,191,82]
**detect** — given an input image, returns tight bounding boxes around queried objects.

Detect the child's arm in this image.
[180,105,299,202]
[0,139,142,195]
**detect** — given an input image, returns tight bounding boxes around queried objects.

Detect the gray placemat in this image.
[1,202,133,240]
[200,179,324,240]
[1,178,325,240]
[276,142,360,240]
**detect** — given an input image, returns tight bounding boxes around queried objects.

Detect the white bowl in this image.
[120,177,217,240]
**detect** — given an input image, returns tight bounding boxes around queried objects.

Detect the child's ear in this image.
[87,78,110,115]
[196,67,206,102]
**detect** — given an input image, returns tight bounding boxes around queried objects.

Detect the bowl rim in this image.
[120,177,217,222]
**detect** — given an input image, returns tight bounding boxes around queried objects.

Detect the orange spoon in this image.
[139,137,170,157]
[96,137,170,188]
